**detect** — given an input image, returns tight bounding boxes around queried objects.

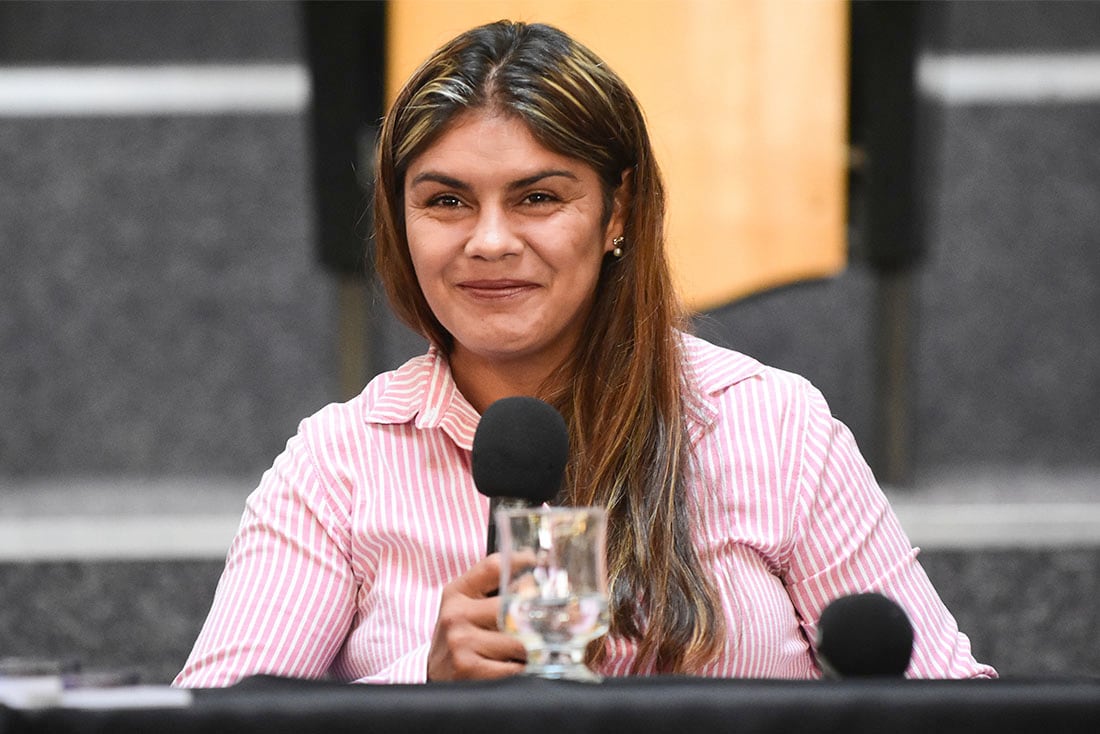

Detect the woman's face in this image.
[404,110,625,373]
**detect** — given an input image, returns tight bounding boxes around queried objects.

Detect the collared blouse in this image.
[175,334,995,686]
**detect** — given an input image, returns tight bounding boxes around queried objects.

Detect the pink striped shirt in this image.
[174,334,995,686]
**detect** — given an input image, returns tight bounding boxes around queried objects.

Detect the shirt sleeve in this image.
[780,381,997,679]
[351,643,432,684]
[173,428,358,688]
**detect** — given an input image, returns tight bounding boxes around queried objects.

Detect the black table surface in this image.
[6,675,1100,734]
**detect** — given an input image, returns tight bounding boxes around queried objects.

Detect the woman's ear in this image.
[605,168,633,252]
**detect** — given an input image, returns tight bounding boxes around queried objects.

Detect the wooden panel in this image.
[387,0,848,310]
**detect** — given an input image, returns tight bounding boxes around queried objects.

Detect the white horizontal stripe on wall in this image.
[3,55,1099,115]
[0,64,310,116]
[892,502,1100,550]
[919,53,1100,104]
[0,514,240,561]
[1,503,1098,560]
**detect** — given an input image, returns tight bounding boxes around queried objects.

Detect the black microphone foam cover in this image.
[816,592,914,678]
[471,396,568,505]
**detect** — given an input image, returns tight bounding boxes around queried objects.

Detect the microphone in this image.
[815,592,914,678]
[471,396,569,553]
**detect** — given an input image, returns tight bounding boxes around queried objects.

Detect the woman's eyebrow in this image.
[408,171,470,190]
[408,169,580,190]
[507,169,579,189]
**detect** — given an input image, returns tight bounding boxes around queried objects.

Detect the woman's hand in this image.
[426,553,527,680]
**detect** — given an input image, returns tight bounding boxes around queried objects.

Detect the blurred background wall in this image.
[0,0,1097,682]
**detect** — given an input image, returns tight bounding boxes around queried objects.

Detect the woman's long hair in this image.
[374,20,724,673]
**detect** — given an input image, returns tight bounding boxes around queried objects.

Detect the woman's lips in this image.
[457,279,538,300]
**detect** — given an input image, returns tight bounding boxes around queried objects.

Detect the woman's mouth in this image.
[457,279,538,300]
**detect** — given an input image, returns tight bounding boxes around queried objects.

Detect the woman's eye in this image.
[524,192,557,205]
[429,194,463,208]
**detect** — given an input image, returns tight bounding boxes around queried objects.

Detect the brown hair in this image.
[374,20,724,673]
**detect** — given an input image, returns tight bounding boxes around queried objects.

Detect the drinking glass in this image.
[496,506,609,682]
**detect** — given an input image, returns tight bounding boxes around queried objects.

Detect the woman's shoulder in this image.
[679,332,832,446]
[680,332,761,379]
[296,350,439,441]
[680,332,812,397]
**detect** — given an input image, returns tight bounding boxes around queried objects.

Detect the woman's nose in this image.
[464,206,522,259]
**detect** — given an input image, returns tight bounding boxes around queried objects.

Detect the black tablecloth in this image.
[6,676,1100,734]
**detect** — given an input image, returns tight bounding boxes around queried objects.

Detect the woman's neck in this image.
[448,347,564,414]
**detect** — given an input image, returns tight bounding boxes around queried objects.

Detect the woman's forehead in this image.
[406,109,598,184]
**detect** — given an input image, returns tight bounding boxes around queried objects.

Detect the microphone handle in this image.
[486,497,531,598]
[486,496,502,555]
[486,496,531,555]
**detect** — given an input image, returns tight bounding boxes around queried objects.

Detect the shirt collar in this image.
[363,334,763,451]
[680,332,765,444]
[363,346,481,451]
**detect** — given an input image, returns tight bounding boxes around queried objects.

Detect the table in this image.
[6,676,1100,734]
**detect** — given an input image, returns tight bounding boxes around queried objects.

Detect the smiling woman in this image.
[174,21,995,687]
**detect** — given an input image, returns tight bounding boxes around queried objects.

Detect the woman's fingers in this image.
[427,554,527,680]
[450,553,504,601]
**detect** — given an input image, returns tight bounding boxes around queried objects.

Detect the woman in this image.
[175,20,994,686]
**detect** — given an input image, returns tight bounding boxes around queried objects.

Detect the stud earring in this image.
[611,236,625,259]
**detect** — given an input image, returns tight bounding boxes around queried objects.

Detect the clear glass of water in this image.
[496,506,609,682]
